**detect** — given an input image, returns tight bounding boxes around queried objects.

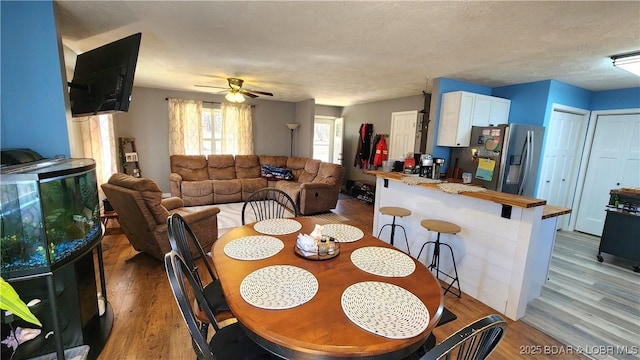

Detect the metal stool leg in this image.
[377,224,392,239]
[389,216,397,246]
[439,242,461,298]
[429,237,441,272]
[420,232,461,298]
[378,216,411,255]
[398,224,411,255]
[416,240,435,260]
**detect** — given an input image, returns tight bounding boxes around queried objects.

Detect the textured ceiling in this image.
[55,1,640,107]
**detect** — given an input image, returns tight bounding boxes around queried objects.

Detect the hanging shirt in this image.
[354,123,373,168]
[373,136,388,167]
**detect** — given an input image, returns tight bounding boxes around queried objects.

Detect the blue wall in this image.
[548,80,592,110]
[591,87,640,110]
[493,81,551,126]
[1,0,70,157]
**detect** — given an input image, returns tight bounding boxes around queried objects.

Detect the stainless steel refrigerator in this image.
[450,124,545,197]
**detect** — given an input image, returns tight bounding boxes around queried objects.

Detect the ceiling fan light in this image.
[612,52,640,77]
[225,90,245,103]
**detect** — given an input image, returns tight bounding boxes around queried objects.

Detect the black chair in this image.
[241,188,299,225]
[164,251,277,360]
[419,314,507,360]
[167,213,232,338]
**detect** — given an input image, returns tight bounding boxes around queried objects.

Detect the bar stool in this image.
[417,219,462,298]
[377,206,412,254]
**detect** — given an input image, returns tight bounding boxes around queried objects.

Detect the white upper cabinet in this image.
[437,92,474,147]
[437,91,511,147]
[472,94,511,127]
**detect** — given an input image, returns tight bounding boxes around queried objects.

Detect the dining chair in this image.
[418,314,507,360]
[241,188,299,225]
[164,251,277,360]
[167,213,232,338]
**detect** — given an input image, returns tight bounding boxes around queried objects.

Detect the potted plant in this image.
[1,277,42,354]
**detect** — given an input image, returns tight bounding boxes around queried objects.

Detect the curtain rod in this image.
[164,97,255,107]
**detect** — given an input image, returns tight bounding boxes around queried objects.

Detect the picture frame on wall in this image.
[125,152,138,162]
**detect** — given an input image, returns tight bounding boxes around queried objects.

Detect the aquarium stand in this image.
[7,239,112,360]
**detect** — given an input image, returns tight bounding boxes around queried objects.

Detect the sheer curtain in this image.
[77,114,117,193]
[221,103,254,155]
[168,98,203,155]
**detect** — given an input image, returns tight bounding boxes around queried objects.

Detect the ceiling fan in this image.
[195,78,273,103]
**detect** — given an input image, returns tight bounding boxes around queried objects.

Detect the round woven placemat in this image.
[321,223,364,243]
[223,235,284,260]
[341,281,429,339]
[253,218,302,235]
[350,247,416,277]
[240,265,318,309]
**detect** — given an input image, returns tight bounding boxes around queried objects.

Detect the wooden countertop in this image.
[542,205,572,219]
[366,170,547,209]
[610,187,640,197]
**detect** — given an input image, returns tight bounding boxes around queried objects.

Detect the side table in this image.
[101,210,119,227]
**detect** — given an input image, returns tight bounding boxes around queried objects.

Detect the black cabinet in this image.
[4,241,113,360]
[598,188,640,272]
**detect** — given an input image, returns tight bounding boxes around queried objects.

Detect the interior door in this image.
[313,117,334,163]
[575,113,640,236]
[389,111,418,161]
[536,109,588,229]
[332,117,343,165]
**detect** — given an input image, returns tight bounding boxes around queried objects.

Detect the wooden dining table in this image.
[211,217,444,360]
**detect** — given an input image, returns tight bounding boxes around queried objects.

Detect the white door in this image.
[575,113,640,236]
[536,108,589,229]
[389,111,418,161]
[313,117,335,163]
[332,118,343,165]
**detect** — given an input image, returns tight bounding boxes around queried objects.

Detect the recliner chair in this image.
[102,173,220,260]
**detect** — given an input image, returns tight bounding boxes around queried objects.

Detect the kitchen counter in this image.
[367,170,571,320]
[366,170,547,208]
[542,204,572,219]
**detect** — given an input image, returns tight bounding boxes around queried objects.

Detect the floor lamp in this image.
[286,123,300,156]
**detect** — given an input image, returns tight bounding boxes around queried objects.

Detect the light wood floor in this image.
[522,230,640,360]
[96,196,587,359]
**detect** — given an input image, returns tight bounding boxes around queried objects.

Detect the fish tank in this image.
[0,158,101,279]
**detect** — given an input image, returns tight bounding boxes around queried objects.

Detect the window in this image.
[168,99,253,156]
[202,107,222,155]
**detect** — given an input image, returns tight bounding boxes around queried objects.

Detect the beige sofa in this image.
[169,155,345,215]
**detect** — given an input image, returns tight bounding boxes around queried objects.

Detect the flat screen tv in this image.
[68,32,141,117]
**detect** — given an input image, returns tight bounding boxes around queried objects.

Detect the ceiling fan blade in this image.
[194,84,229,90]
[239,90,259,98]
[245,89,274,96]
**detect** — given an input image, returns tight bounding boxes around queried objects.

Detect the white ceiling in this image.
[55,1,640,107]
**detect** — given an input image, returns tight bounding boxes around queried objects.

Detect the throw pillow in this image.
[261,165,293,180]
